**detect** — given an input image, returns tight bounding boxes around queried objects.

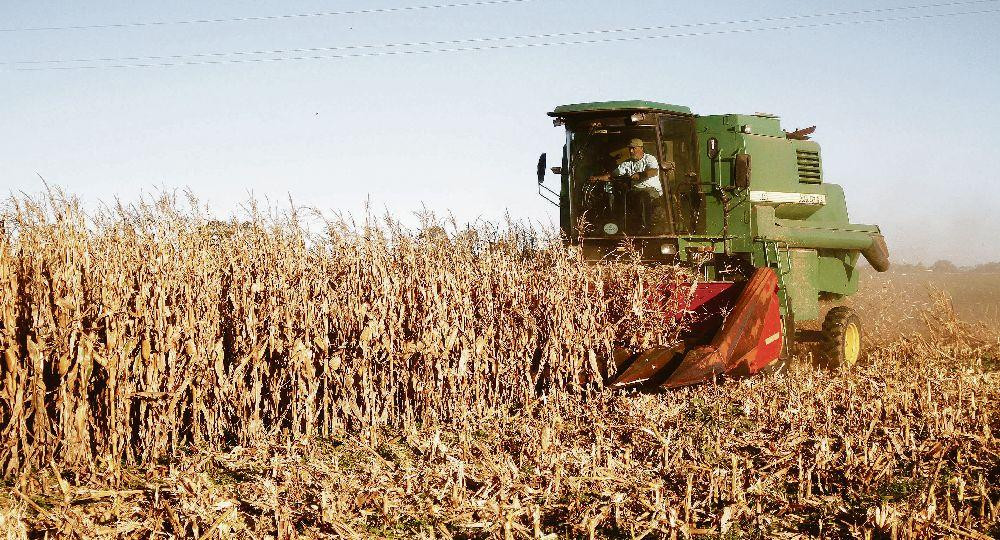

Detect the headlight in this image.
[660,243,677,255]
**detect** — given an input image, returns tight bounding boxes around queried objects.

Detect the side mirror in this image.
[536,153,547,184]
[734,153,751,188]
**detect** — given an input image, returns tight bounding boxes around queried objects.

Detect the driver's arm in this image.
[612,160,632,180]
[626,164,658,181]
[591,161,627,182]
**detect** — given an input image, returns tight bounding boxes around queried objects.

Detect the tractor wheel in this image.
[820,306,863,369]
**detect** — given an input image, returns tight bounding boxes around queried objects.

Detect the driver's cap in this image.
[628,138,644,148]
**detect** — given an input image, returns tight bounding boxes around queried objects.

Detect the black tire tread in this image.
[820,306,862,369]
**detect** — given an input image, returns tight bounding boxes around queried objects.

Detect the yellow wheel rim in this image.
[843,322,861,368]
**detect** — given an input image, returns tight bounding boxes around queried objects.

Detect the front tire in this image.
[821,306,863,369]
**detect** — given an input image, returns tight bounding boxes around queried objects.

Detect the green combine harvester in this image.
[536,100,889,388]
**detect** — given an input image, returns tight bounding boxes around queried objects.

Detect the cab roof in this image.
[548,100,692,117]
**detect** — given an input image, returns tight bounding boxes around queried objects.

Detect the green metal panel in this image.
[550,100,692,116]
[817,249,861,296]
[788,249,819,321]
[692,115,739,240]
[726,114,785,138]
[806,183,850,225]
[742,135,800,192]
[753,206,877,250]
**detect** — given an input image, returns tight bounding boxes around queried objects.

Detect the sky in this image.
[2,0,999,265]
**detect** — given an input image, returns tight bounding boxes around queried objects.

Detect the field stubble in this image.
[0,192,998,539]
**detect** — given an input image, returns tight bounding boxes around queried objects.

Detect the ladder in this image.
[761,239,794,334]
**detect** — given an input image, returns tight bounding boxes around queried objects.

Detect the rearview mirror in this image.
[734,153,752,188]
[536,153,547,184]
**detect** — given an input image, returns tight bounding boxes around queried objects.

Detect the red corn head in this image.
[611,267,784,389]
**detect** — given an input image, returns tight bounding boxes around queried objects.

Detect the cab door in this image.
[658,115,701,234]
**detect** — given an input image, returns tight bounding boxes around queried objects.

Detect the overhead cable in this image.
[9,7,1000,71]
[0,0,534,33]
[6,0,998,67]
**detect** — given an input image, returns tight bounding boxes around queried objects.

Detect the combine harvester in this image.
[536,101,889,388]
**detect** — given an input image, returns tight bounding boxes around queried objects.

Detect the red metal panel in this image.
[610,268,784,389]
[748,289,784,374]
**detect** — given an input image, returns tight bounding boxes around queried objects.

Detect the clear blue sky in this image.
[2,1,998,264]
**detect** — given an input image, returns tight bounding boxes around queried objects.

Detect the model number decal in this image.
[749,191,827,206]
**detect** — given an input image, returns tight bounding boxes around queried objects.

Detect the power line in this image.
[0,0,534,33]
[8,0,997,67]
[9,7,999,72]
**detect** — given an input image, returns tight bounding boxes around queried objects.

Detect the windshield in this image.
[568,114,698,237]
[570,122,665,237]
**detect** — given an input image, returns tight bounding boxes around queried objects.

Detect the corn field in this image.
[0,191,998,539]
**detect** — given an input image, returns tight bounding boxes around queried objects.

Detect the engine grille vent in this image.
[796,150,822,183]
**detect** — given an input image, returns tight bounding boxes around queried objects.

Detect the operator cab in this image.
[539,102,704,261]
[567,114,700,237]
